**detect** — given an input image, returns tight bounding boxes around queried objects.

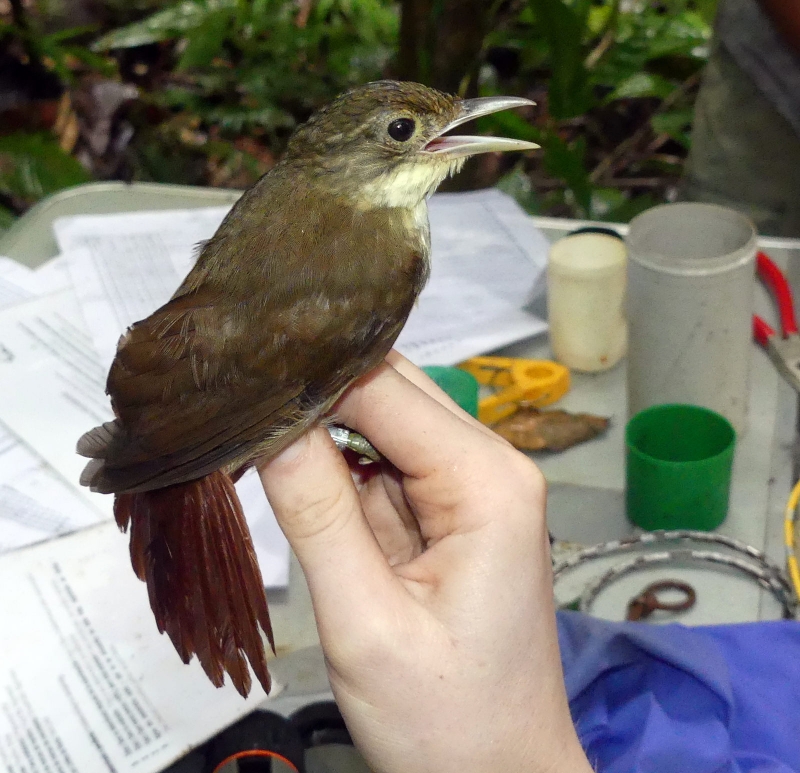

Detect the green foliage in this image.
[0,206,15,231]
[177,6,232,69]
[527,0,593,119]
[41,26,116,80]
[1,18,116,84]
[591,187,658,222]
[605,72,675,102]
[92,0,236,50]
[0,0,717,225]
[541,133,592,213]
[651,107,694,146]
[486,0,714,220]
[592,10,707,85]
[496,165,543,214]
[0,134,91,205]
[94,0,399,137]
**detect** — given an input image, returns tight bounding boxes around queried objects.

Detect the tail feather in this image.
[114,471,274,697]
[77,420,119,458]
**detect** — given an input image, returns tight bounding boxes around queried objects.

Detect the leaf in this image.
[0,134,90,205]
[600,192,658,223]
[586,4,613,36]
[541,132,592,216]
[693,0,719,25]
[92,0,236,51]
[647,12,709,60]
[651,108,694,147]
[61,46,117,77]
[606,72,675,102]
[476,110,542,144]
[528,0,594,119]
[177,8,232,70]
[591,32,652,86]
[43,24,97,44]
[496,166,543,215]
[0,205,15,231]
[590,186,627,219]
[492,408,609,452]
[591,9,710,88]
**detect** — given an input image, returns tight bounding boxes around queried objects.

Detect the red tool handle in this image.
[757,252,798,337]
[753,315,774,347]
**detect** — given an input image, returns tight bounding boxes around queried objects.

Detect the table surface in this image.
[2,181,797,666]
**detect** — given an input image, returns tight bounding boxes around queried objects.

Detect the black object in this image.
[290,701,353,749]
[204,710,305,773]
[568,226,624,240]
[161,749,207,773]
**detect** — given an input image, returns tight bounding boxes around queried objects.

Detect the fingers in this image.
[257,427,397,631]
[336,361,509,484]
[357,466,423,565]
[384,351,504,441]
[334,362,545,546]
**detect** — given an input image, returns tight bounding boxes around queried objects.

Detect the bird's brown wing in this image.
[79,199,428,494]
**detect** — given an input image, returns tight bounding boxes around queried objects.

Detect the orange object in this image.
[458,356,570,425]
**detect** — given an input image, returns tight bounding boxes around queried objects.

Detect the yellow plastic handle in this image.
[459,357,570,425]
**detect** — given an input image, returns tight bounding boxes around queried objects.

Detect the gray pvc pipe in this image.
[625,203,757,433]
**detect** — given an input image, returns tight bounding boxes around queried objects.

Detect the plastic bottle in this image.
[547,230,628,372]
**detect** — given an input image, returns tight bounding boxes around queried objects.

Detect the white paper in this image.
[0,254,72,304]
[0,292,114,511]
[54,190,547,368]
[0,425,102,554]
[54,207,229,364]
[33,254,73,296]
[395,190,548,364]
[0,257,41,307]
[0,291,289,585]
[0,256,104,555]
[0,521,277,773]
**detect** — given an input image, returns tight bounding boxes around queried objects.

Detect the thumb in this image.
[258,427,396,633]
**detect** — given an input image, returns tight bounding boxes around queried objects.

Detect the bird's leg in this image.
[327,426,381,464]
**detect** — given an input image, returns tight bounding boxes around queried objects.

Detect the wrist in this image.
[513,726,593,773]
[554,746,594,773]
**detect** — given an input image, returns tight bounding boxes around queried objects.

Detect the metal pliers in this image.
[754,252,800,393]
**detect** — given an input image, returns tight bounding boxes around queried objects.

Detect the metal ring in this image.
[576,549,795,618]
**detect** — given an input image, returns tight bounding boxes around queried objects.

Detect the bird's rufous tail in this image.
[114,471,274,697]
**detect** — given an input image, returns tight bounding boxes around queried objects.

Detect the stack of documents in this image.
[0,187,548,772]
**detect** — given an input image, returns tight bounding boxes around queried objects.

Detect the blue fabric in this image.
[556,612,800,772]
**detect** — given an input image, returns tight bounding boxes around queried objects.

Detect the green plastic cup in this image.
[422,366,479,418]
[625,404,736,531]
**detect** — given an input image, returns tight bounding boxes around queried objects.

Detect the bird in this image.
[77,80,538,697]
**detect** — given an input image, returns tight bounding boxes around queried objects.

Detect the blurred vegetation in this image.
[0,0,717,229]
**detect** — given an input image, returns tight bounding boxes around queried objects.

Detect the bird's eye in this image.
[388,118,416,142]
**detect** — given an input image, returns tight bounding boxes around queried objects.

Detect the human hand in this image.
[258,351,591,773]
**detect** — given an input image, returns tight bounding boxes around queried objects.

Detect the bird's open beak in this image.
[424,96,539,159]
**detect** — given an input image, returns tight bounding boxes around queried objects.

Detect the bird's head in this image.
[284,80,538,210]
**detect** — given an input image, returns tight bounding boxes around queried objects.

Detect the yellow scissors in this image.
[459,356,570,425]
